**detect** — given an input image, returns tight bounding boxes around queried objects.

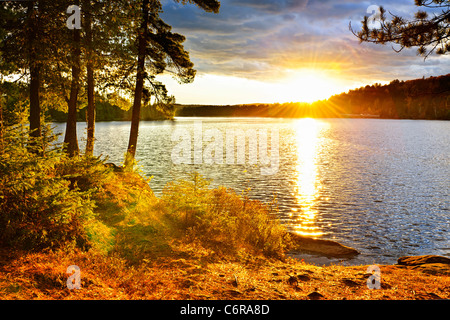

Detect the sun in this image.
[278,69,341,103]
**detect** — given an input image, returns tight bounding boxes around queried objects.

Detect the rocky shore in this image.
[287,232,360,258]
[396,255,450,276]
[286,231,450,278]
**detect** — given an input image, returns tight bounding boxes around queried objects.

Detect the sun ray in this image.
[274,68,348,104]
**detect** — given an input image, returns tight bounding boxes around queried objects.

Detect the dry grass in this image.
[1,242,448,300]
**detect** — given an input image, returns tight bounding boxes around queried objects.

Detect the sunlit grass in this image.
[1,246,448,300]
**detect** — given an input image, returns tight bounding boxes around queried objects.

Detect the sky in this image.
[158,0,450,105]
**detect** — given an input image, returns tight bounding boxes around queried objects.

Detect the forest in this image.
[176,74,450,120]
[4,73,448,127]
[0,0,215,160]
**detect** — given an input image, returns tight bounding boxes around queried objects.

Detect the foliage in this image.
[1,246,449,300]
[47,93,174,122]
[0,115,288,261]
[0,122,97,250]
[0,0,219,159]
[351,0,450,58]
[161,173,288,259]
[326,74,450,119]
[0,80,29,126]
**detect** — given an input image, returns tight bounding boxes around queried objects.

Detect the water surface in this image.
[53,118,449,265]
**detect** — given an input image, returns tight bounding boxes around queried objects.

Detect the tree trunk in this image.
[64,0,81,157]
[0,94,4,155]
[85,0,95,156]
[125,0,149,166]
[27,2,41,142]
[85,65,95,156]
[29,62,41,139]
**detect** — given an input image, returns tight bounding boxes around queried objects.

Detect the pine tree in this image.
[1,1,69,150]
[84,0,96,156]
[351,0,450,58]
[64,0,82,157]
[124,0,220,166]
[1,2,45,144]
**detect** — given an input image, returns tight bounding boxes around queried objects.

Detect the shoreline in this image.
[1,163,447,300]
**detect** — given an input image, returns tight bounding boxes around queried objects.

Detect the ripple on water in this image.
[52,118,450,265]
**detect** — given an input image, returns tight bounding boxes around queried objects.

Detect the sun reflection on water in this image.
[292,118,326,237]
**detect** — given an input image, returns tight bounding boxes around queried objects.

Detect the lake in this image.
[53,118,449,265]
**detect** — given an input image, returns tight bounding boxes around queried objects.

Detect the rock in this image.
[341,279,360,287]
[287,276,298,286]
[287,274,311,286]
[411,263,450,276]
[287,232,359,258]
[397,255,450,276]
[307,291,324,300]
[296,274,311,282]
[397,255,450,266]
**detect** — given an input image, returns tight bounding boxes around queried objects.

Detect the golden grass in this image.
[1,242,448,300]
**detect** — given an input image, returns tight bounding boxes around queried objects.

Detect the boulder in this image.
[287,232,359,258]
[397,255,450,266]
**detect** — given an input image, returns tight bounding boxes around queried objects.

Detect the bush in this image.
[161,173,288,259]
[0,123,102,251]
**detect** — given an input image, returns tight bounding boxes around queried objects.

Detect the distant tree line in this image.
[327,74,450,119]
[176,74,450,120]
[1,80,174,123]
[47,94,173,122]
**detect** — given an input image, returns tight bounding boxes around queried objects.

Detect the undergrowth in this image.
[160,173,288,259]
[0,121,289,264]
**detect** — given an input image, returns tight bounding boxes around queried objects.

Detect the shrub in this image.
[161,172,211,231]
[53,155,114,194]
[161,173,288,259]
[0,123,100,251]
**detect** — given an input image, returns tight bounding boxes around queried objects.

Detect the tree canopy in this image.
[0,0,220,161]
[351,0,450,58]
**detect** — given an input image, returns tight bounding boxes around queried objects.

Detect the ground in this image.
[1,242,448,300]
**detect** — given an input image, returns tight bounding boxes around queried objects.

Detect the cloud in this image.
[160,0,450,87]
[229,0,309,14]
